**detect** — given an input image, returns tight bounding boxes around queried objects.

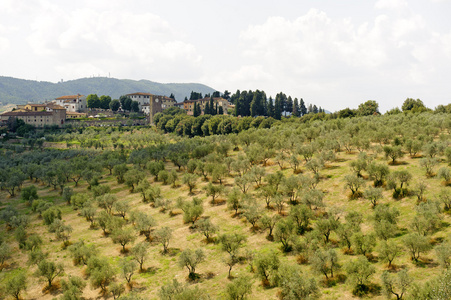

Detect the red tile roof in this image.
[1,111,53,117]
[45,104,66,110]
[26,104,46,107]
[56,95,84,100]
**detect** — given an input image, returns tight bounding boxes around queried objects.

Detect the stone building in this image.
[126,92,177,124]
[53,94,87,112]
[0,107,66,127]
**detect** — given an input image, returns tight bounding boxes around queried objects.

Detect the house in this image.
[23,104,47,112]
[126,92,177,124]
[66,111,87,119]
[53,94,87,112]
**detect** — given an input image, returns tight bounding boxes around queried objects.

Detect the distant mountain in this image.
[0,76,217,105]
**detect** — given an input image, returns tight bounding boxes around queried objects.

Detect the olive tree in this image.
[0,242,12,270]
[255,250,280,286]
[155,226,173,254]
[68,240,96,266]
[60,276,86,300]
[176,197,204,226]
[436,242,451,269]
[363,187,383,208]
[21,185,38,204]
[111,227,136,253]
[402,233,432,262]
[345,256,376,296]
[4,270,27,300]
[178,248,205,279]
[381,269,411,300]
[119,258,137,285]
[378,239,402,268]
[277,263,318,300]
[344,174,365,199]
[196,218,218,242]
[158,279,207,300]
[383,145,404,164]
[311,249,340,280]
[274,217,296,252]
[35,259,64,288]
[226,275,253,300]
[182,173,198,194]
[86,256,116,292]
[131,241,149,272]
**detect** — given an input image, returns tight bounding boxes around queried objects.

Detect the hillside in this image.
[0,76,217,105]
[0,112,450,299]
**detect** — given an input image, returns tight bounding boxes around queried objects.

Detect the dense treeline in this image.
[152,98,451,139]
[228,89,325,119]
[0,110,450,299]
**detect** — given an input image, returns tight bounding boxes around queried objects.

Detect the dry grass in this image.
[0,136,450,300]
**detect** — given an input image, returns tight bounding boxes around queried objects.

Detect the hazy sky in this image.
[1,0,450,112]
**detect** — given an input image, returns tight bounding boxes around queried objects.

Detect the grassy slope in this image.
[0,132,450,299]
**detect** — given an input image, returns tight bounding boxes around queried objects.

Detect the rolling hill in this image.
[0,76,217,105]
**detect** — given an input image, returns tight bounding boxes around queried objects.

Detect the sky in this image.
[1,0,450,112]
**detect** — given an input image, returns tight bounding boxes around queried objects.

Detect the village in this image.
[0,92,232,128]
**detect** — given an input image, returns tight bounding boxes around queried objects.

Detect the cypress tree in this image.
[293,98,300,117]
[313,105,318,114]
[210,97,215,115]
[286,96,293,116]
[193,102,200,117]
[274,96,282,120]
[300,98,307,116]
[267,97,274,118]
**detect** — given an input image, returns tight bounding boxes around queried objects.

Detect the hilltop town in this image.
[0,92,232,128]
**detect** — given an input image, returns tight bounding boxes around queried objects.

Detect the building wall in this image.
[184,98,229,116]
[129,94,150,109]
[0,110,66,127]
[148,97,162,124]
[54,96,87,113]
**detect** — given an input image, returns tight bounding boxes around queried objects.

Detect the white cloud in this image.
[232,7,451,111]
[375,0,408,10]
[0,37,9,53]
[24,3,202,81]
[0,25,10,53]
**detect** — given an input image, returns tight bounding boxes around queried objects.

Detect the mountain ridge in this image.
[0,76,217,105]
